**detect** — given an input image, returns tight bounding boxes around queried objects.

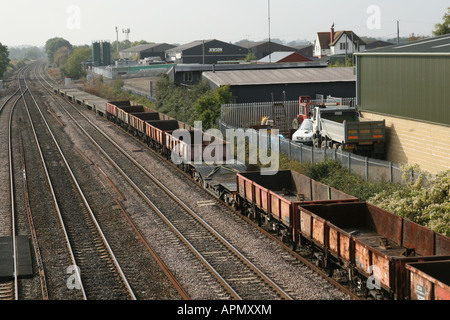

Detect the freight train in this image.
[53,87,450,300]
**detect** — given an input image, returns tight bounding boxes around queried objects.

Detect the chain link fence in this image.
[219,120,418,185]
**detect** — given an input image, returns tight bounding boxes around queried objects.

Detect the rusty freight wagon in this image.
[236,170,358,245]
[116,105,153,129]
[297,201,450,299]
[144,120,194,154]
[406,260,450,300]
[106,101,132,121]
[129,112,161,137]
[166,129,229,165]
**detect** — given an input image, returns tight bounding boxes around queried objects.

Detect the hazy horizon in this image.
[2,1,448,48]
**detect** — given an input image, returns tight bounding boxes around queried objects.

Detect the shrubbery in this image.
[288,158,449,236]
[369,167,450,236]
[155,74,233,130]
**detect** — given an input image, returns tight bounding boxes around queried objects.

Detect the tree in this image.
[433,7,450,36]
[245,53,257,62]
[53,46,72,67]
[24,47,45,60]
[0,43,10,78]
[194,85,234,130]
[45,37,72,64]
[61,47,91,79]
[408,33,428,42]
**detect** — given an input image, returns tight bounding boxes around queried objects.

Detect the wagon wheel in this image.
[192,171,203,186]
[353,275,365,295]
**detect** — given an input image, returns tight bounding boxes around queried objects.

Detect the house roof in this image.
[356,34,450,55]
[203,67,355,87]
[317,32,332,49]
[317,31,366,49]
[331,31,366,46]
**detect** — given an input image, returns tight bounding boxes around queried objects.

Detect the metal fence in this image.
[219,120,417,185]
[220,96,356,129]
[221,100,300,129]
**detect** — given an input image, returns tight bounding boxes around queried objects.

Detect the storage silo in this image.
[92,41,101,66]
[102,42,111,66]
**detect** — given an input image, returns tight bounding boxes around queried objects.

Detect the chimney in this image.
[330,23,335,44]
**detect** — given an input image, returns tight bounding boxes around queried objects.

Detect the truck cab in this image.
[292,96,313,129]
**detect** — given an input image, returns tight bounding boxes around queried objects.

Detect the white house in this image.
[314,25,366,59]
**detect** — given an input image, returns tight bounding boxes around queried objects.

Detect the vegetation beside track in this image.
[279,156,449,237]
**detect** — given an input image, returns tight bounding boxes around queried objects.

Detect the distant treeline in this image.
[8,46,45,61]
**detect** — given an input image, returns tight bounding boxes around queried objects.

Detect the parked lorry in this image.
[292,95,344,130]
[291,95,386,158]
[312,105,386,159]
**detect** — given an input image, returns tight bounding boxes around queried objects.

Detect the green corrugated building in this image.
[354,34,450,174]
[355,34,450,126]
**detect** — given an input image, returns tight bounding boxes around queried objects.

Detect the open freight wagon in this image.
[236,170,358,244]
[298,201,450,299]
[405,260,450,300]
[166,129,229,164]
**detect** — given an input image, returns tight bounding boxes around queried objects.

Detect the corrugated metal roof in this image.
[203,67,355,86]
[356,34,450,55]
[165,39,216,52]
[121,43,175,53]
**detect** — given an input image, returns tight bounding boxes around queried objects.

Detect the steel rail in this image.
[8,89,24,301]
[35,66,192,300]
[36,65,293,301]
[27,64,136,300]
[0,66,28,300]
[18,67,88,300]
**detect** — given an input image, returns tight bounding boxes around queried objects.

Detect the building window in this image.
[183,72,193,83]
[340,43,348,50]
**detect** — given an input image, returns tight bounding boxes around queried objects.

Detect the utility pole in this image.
[123,28,131,48]
[397,20,400,44]
[115,26,119,53]
[268,0,272,63]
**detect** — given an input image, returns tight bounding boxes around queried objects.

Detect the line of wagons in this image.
[54,90,449,301]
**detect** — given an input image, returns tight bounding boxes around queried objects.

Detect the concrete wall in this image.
[361,111,450,174]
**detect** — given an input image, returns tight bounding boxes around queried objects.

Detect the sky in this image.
[1,0,449,48]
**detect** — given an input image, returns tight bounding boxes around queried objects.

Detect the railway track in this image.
[15,64,137,299]
[31,63,190,300]
[0,84,22,300]
[35,63,295,300]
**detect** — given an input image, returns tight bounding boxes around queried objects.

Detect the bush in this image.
[287,158,449,236]
[369,169,450,236]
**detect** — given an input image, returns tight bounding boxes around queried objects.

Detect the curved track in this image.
[35,63,294,300]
